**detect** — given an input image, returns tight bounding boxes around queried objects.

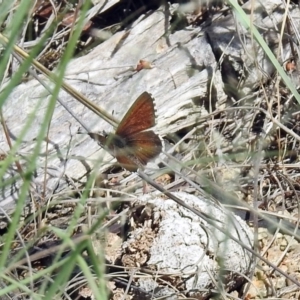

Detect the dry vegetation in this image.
[2,0,300,299]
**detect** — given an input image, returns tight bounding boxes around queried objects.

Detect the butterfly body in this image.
[106,133,127,149]
[89,92,162,171]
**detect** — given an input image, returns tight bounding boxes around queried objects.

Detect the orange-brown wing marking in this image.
[126,131,162,165]
[116,92,157,137]
[115,155,139,172]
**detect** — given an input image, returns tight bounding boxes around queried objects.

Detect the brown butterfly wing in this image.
[124,131,162,164]
[88,132,138,171]
[114,131,162,171]
[116,92,156,137]
[115,155,139,172]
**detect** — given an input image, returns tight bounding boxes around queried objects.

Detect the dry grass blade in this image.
[3,0,300,299]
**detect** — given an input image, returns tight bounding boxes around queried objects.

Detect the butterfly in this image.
[89,92,162,172]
